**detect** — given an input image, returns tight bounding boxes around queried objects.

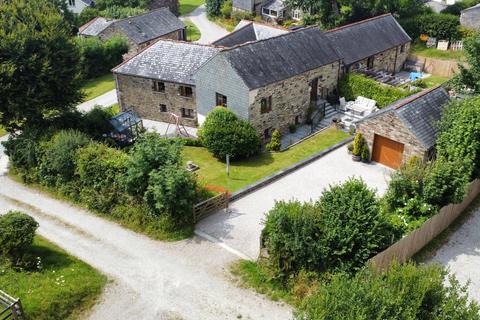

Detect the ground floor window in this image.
[182,108,194,118]
[216,93,227,107]
[159,104,167,112]
[264,127,272,140]
[261,96,272,114]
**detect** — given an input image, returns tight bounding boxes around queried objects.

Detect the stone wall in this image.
[115,74,197,127]
[348,43,410,74]
[249,61,341,137]
[356,110,427,164]
[461,9,480,30]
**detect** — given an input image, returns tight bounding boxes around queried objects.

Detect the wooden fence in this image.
[408,54,461,78]
[0,290,24,320]
[193,192,229,223]
[369,179,480,271]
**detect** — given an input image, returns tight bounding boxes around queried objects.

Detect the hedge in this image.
[339,74,414,108]
[400,13,460,41]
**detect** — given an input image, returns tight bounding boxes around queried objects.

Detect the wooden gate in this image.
[193,192,229,223]
[0,290,24,320]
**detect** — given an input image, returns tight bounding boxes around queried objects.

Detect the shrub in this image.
[206,0,224,16]
[144,165,197,225]
[123,133,182,196]
[360,143,369,162]
[38,130,90,186]
[76,35,128,79]
[220,0,232,18]
[0,211,39,266]
[198,107,261,160]
[262,178,392,277]
[296,262,480,320]
[80,106,114,140]
[339,74,414,108]
[352,132,364,156]
[400,13,460,40]
[266,129,282,151]
[75,142,129,212]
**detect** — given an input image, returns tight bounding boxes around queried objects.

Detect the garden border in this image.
[229,136,353,202]
[369,179,480,271]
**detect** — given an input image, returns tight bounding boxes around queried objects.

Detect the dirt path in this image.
[0,176,292,319]
[430,205,480,304]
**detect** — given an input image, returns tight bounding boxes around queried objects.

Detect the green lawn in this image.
[0,126,6,137]
[423,75,450,87]
[211,17,237,32]
[81,73,116,102]
[182,127,350,192]
[179,0,204,15]
[184,19,201,41]
[0,236,107,320]
[411,43,465,61]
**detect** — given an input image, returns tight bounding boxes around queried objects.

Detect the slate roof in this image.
[325,14,411,66]
[114,8,185,45]
[213,20,288,47]
[359,86,450,149]
[221,27,341,89]
[263,0,286,11]
[232,0,254,12]
[79,17,115,37]
[113,40,219,85]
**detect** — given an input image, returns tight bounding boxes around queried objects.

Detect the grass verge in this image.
[411,43,465,61]
[414,195,480,263]
[0,126,6,137]
[182,127,350,192]
[179,0,204,15]
[0,236,107,320]
[184,19,201,41]
[81,74,115,102]
[210,17,237,31]
[422,75,451,87]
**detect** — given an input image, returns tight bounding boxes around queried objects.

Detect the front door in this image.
[310,78,318,105]
[367,56,374,69]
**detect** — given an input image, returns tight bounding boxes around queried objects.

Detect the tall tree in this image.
[456,31,480,93]
[0,0,82,132]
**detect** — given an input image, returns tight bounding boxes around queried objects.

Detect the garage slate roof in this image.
[113,40,219,85]
[359,86,450,149]
[325,14,411,66]
[79,17,115,36]
[221,26,341,89]
[213,20,288,47]
[114,8,185,45]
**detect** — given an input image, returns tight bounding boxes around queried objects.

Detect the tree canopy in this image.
[0,0,83,132]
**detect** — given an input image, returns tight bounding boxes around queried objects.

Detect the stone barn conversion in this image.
[196,27,342,140]
[79,8,185,57]
[325,14,411,74]
[113,40,219,127]
[355,86,450,169]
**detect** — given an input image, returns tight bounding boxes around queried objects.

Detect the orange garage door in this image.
[372,134,404,169]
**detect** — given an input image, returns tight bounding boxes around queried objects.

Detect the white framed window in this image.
[293,9,301,20]
[262,8,270,15]
[270,10,278,17]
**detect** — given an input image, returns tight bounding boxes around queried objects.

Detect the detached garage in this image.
[356,86,450,169]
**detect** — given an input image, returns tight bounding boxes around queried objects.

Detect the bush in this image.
[75,142,129,212]
[123,133,182,196]
[76,35,129,79]
[220,0,232,18]
[360,143,369,162]
[400,13,460,40]
[339,74,414,108]
[80,106,115,140]
[297,262,480,320]
[0,211,39,266]
[198,107,261,160]
[38,130,90,186]
[266,129,281,151]
[262,178,392,277]
[144,166,197,225]
[206,0,224,16]
[352,132,364,156]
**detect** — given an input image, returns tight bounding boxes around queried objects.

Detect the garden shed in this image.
[355,86,450,169]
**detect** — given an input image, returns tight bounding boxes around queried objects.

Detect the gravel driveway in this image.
[196,147,392,259]
[181,5,229,44]
[77,89,118,112]
[430,205,480,304]
[0,177,292,319]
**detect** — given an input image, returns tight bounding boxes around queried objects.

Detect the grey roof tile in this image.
[325,14,411,66]
[222,27,341,89]
[113,40,219,85]
[213,20,288,47]
[79,17,115,37]
[263,0,285,11]
[232,0,254,11]
[115,8,184,45]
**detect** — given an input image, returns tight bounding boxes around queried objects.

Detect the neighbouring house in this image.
[425,1,448,13]
[325,14,411,74]
[147,0,179,16]
[232,0,302,22]
[355,86,450,169]
[112,40,220,127]
[196,27,342,140]
[66,0,93,14]
[213,20,289,47]
[461,4,480,30]
[79,8,185,58]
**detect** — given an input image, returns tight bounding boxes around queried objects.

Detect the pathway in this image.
[77,89,117,112]
[196,147,392,259]
[0,177,292,319]
[430,205,480,304]
[181,5,229,44]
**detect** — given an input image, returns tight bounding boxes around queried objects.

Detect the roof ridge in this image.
[114,7,171,24]
[394,85,443,110]
[220,25,315,52]
[212,21,254,45]
[78,16,101,32]
[249,19,289,31]
[325,13,393,34]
